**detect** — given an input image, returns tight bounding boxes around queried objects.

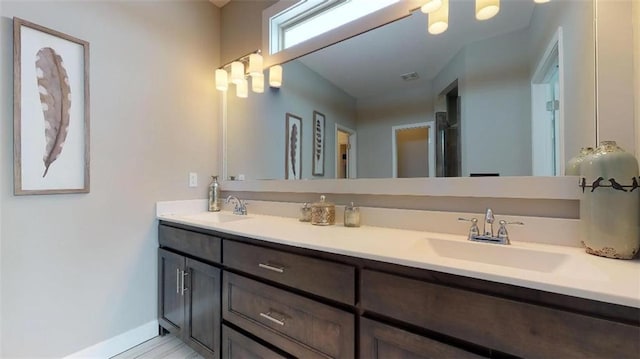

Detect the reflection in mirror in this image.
[225,0,595,180]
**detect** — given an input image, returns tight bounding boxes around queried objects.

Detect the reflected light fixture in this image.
[533,0,550,3]
[428,0,448,35]
[248,53,263,77]
[476,0,500,20]
[215,69,228,91]
[252,73,265,93]
[236,78,248,98]
[230,61,244,84]
[269,65,283,88]
[420,0,442,13]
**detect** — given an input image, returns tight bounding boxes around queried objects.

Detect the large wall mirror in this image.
[225,0,595,182]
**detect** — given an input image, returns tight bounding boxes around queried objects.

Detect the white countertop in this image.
[157,210,640,308]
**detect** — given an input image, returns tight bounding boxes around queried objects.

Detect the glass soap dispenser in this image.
[344,202,361,227]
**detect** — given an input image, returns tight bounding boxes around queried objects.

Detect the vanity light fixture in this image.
[420,0,442,14]
[428,0,448,35]
[214,50,275,97]
[252,73,265,93]
[269,65,283,88]
[533,0,550,3]
[215,69,228,91]
[475,0,500,20]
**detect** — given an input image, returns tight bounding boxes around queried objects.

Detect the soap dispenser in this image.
[344,202,361,227]
[208,175,221,212]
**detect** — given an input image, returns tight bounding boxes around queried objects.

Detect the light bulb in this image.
[269,65,282,88]
[428,0,448,35]
[476,0,500,20]
[249,53,263,77]
[230,61,244,84]
[215,69,228,91]
[534,0,550,3]
[420,0,442,13]
[236,78,248,98]
[252,73,264,93]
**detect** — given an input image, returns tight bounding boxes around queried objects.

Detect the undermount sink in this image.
[177,212,250,224]
[426,237,568,273]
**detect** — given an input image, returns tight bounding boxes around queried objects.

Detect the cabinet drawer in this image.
[362,269,640,358]
[222,325,287,359]
[360,317,484,359]
[223,240,355,304]
[159,224,221,264]
[222,271,354,359]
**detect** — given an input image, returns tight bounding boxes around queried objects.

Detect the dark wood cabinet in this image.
[222,271,354,359]
[360,317,484,359]
[222,325,288,359]
[159,221,640,359]
[158,248,221,359]
[223,240,355,305]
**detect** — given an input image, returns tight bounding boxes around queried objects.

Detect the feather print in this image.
[290,124,298,178]
[36,47,71,177]
[315,118,322,161]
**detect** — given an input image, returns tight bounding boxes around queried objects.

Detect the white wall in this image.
[0,1,220,357]
[226,60,357,180]
[220,0,276,64]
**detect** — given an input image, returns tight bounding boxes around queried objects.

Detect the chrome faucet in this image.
[483,208,495,237]
[225,196,247,215]
[459,208,523,245]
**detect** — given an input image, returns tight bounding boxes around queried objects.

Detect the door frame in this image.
[335,124,357,179]
[391,122,436,178]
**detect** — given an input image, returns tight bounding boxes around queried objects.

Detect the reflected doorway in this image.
[392,122,436,178]
[531,28,563,176]
[336,125,357,178]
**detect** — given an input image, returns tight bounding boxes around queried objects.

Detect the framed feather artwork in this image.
[13,18,90,195]
[312,111,325,176]
[285,113,302,180]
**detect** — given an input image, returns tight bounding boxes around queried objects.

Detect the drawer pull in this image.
[259,311,286,326]
[258,263,285,273]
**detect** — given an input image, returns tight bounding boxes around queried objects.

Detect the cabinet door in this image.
[185,258,221,359]
[158,248,185,335]
[360,318,485,359]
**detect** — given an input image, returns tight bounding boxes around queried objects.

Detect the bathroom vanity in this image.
[157,211,640,359]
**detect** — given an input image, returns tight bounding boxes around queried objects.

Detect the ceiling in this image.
[298,0,535,99]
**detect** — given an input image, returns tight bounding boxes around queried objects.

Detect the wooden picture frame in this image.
[312,110,325,176]
[13,17,90,195]
[285,113,302,180]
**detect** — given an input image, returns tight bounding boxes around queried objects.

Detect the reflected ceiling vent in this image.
[401,72,420,81]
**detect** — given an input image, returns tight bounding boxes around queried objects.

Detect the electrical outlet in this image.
[188,172,198,187]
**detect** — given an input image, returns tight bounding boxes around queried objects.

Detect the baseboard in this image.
[63,320,158,358]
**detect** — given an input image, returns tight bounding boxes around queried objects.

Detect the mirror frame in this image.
[218,0,602,200]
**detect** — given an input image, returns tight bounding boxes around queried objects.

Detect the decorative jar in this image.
[566,147,594,176]
[580,141,639,259]
[311,195,335,226]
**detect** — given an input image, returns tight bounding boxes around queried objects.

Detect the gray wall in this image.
[529,0,596,161]
[0,1,220,356]
[226,60,357,180]
[356,85,435,178]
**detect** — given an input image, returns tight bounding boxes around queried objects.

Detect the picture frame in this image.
[312,110,325,176]
[13,17,90,195]
[285,113,302,180]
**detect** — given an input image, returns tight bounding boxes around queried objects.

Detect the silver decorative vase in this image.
[580,141,640,259]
